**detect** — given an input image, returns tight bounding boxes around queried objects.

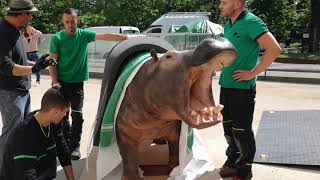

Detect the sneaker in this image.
[232,172,253,180]
[219,164,238,178]
[36,80,40,85]
[71,147,81,160]
[32,81,39,87]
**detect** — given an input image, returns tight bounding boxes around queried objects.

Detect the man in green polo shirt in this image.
[49,8,127,160]
[218,0,282,179]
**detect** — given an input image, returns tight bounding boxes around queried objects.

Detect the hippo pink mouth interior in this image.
[188,69,222,125]
[185,51,235,126]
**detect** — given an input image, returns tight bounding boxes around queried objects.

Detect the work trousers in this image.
[220,86,256,177]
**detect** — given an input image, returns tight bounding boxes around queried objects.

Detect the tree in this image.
[30,0,98,33]
[211,0,224,24]
[249,0,297,42]
[100,0,212,30]
[310,0,320,52]
[0,0,9,18]
[1,0,221,33]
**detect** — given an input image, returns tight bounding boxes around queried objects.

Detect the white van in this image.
[86,26,141,63]
[86,26,140,34]
[143,12,210,34]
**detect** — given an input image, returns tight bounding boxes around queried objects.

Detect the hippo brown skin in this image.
[115,38,236,180]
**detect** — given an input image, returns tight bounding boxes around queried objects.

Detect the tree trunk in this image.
[310,0,320,52]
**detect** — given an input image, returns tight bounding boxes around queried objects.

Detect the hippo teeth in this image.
[192,105,224,124]
[199,105,224,115]
[191,110,197,116]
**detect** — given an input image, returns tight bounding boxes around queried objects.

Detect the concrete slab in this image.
[1,75,320,179]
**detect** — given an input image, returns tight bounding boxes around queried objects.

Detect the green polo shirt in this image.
[50,28,96,83]
[219,11,268,89]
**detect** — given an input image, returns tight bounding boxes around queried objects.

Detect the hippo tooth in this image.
[196,115,201,124]
[191,110,197,116]
[213,104,224,114]
[202,117,211,123]
[200,107,211,115]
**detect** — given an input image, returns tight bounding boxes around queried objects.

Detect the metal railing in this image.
[38,33,221,66]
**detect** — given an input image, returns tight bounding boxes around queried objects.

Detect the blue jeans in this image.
[0,90,31,169]
[27,52,40,82]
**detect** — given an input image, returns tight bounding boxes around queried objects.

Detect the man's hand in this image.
[31,54,57,73]
[233,70,255,82]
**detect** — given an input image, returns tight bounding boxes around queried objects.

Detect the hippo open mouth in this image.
[186,48,236,128]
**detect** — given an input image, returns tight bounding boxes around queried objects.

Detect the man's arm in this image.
[49,54,59,85]
[233,32,282,81]
[52,123,75,180]
[11,64,33,76]
[12,129,40,179]
[15,159,39,179]
[63,165,75,180]
[2,56,52,76]
[95,33,128,41]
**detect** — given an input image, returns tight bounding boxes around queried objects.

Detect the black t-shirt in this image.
[0,111,71,180]
[0,20,30,92]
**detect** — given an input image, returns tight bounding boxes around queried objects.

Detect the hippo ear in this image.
[150,49,159,62]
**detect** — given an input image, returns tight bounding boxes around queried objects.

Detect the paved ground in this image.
[1,75,320,179]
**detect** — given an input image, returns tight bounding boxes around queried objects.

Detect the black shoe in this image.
[219,159,239,178]
[219,164,238,178]
[71,147,81,160]
[232,172,252,180]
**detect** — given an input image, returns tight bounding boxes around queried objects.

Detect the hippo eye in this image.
[166,54,172,59]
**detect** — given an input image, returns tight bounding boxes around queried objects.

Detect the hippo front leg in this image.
[166,121,181,169]
[168,138,179,169]
[117,134,142,180]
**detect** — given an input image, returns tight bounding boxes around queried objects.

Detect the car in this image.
[86,26,141,63]
[86,26,140,34]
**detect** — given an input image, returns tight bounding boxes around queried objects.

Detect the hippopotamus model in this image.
[109,37,236,180]
[88,37,236,180]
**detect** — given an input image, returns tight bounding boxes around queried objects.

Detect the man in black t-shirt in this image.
[0,0,55,170]
[0,87,75,180]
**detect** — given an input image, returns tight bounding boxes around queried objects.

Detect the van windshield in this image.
[122,30,139,34]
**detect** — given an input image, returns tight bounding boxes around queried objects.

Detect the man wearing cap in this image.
[0,0,54,170]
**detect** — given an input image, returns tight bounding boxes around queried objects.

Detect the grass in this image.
[278,53,320,61]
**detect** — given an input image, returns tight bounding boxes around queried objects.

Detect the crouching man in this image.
[0,87,75,180]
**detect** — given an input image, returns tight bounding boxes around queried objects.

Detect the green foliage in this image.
[0,0,8,18]
[249,0,298,42]
[28,0,213,32]
[210,0,225,24]
[100,0,212,30]
[295,0,312,36]
[0,0,313,40]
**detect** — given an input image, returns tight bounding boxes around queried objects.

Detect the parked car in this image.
[86,26,141,63]
[86,26,140,34]
[143,12,210,34]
